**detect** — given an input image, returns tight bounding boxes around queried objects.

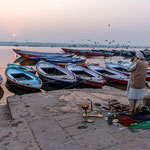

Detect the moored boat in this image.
[105,62,150,80]
[87,64,128,84]
[0,74,3,87]
[7,64,36,74]
[5,67,41,91]
[62,48,113,57]
[36,61,76,87]
[46,57,85,64]
[66,63,106,87]
[13,48,73,59]
[105,62,130,76]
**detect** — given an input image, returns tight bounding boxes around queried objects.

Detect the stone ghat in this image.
[0,87,150,150]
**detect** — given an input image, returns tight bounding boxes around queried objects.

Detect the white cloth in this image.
[127,61,137,72]
[128,87,146,100]
[136,51,145,59]
[129,99,143,110]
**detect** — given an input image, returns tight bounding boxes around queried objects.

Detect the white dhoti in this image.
[128,87,146,100]
[128,87,146,109]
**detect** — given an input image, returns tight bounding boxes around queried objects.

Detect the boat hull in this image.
[62,48,113,57]
[13,48,73,59]
[87,64,128,85]
[77,77,106,87]
[66,63,106,87]
[38,73,75,87]
[104,76,128,84]
[5,68,41,91]
[6,77,41,91]
[36,61,76,87]
[106,62,150,81]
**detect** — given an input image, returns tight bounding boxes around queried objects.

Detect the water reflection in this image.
[14,57,37,66]
[5,81,40,95]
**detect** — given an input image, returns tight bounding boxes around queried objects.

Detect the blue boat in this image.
[13,48,73,59]
[7,64,36,74]
[0,74,2,87]
[5,67,41,91]
[36,61,76,87]
[45,57,85,64]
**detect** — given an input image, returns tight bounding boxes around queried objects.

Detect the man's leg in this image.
[128,99,137,115]
[134,99,143,115]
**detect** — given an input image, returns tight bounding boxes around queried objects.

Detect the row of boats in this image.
[1,48,149,92]
[13,48,150,67]
[13,48,85,64]
[62,48,137,57]
[13,48,137,64]
[2,60,150,92]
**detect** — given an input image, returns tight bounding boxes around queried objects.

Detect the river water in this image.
[0,46,134,103]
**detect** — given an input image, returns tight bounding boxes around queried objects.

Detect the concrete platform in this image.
[1,87,150,150]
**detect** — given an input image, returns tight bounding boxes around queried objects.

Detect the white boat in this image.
[105,62,150,80]
[36,61,76,86]
[66,63,106,87]
[87,64,128,84]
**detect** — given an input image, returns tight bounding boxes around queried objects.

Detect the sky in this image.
[0,0,150,46]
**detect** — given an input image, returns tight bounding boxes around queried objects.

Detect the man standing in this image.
[127,51,148,115]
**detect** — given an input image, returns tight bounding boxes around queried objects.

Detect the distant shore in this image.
[0,41,149,49]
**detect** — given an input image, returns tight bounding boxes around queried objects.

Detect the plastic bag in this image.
[129,120,150,132]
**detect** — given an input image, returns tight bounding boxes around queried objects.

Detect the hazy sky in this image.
[0,0,150,46]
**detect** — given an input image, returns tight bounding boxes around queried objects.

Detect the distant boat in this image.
[5,67,41,91]
[87,64,128,84]
[46,57,85,64]
[105,62,150,81]
[13,48,73,59]
[66,63,106,87]
[7,64,36,74]
[62,48,113,57]
[36,61,77,87]
[0,74,3,87]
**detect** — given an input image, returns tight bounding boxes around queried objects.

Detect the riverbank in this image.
[0,87,150,150]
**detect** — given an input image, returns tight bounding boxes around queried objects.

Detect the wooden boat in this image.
[7,64,36,74]
[36,61,76,86]
[62,48,113,57]
[0,74,2,87]
[66,63,106,87]
[105,62,131,76]
[5,67,41,91]
[105,62,150,80]
[117,60,150,75]
[13,48,73,59]
[46,57,85,64]
[87,64,128,84]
